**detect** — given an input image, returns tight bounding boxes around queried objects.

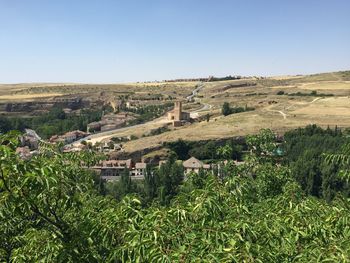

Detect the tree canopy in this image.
[1,127,350,262]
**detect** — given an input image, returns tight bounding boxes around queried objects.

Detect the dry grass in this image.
[0,81,199,102]
[130,81,197,87]
[269,75,303,80]
[2,71,350,155]
[0,93,63,101]
[121,104,350,153]
[291,97,350,116]
[300,81,350,90]
[116,73,350,153]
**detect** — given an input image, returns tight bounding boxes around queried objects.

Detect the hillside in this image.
[83,71,350,154]
[1,70,350,155]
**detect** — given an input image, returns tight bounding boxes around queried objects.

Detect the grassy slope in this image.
[1,71,350,153]
[118,71,350,153]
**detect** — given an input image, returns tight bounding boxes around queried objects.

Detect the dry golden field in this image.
[0,81,198,101]
[2,71,350,154]
[0,93,64,101]
[300,81,350,90]
[111,71,350,153]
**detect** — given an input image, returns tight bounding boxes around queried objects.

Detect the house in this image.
[134,162,147,177]
[61,132,77,144]
[92,159,133,179]
[183,157,210,174]
[50,130,88,144]
[114,144,123,151]
[20,129,41,150]
[90,159,150,181]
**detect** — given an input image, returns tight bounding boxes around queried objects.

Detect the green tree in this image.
[0,132,119,261]
[2,129,350,262]
[120,168,133,196]
[144,166,157,202]
[222,102,231,116]
[205,113,210,122]
[283,125,347,199]
[246,129,277,162]
[0,116,11,133]
[49,106,66,120]
[216,144,233,160]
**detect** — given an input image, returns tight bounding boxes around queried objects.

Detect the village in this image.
[14,99,230,182]
[9,71,350,187]
[2,1,350,260]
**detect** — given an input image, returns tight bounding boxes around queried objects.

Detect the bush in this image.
[130,135,138,140]
[222,102,231,116]
[221,102,255,116]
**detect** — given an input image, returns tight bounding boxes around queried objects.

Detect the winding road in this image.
[67,83,211,148]
[186,83,205,101]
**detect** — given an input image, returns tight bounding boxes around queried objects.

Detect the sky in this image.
[0,0,349,83]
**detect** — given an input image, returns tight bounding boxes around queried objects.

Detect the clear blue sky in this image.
[1,0,349,83]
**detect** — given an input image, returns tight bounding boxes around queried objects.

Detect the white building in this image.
[134,162,147,177]
[182,157,210,174]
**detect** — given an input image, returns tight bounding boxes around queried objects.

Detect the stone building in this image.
[87,112,135,132]
[92,159,133,180]
[19,129,41,150]
[183,157,210,175]
[50,130,88,144]
[167,101,190,126]
[91,159,148,181]
[134,162,147,177]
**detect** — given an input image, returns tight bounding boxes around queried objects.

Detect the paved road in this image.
[192,102,211,112]
[67,83,209,148]
[188,83,213,117]
[186,83,205,101]
[66,116,167,147]
[190,102,212,118]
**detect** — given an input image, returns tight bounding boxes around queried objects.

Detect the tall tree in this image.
[144,165,157,202]
[222,102,231,116]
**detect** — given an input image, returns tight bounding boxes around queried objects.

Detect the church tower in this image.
[174,101,182,121]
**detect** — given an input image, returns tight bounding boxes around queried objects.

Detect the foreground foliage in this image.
[1,130,350,262]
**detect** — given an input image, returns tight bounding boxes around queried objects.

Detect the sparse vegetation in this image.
[221,102,254,116]
[125,103,173,124]
[208,75,242,81]
[146,126,170,137]
[288,90,334,97]
[164,138,245,161]
[1,107,106,138]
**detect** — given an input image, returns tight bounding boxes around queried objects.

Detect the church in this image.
[167,101,190,126]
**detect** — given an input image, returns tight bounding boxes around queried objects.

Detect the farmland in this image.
[81,71,350,154]
[1,71,350,156]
